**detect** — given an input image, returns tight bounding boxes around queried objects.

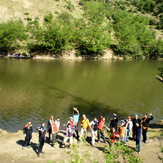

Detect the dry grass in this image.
[0,0,83,25]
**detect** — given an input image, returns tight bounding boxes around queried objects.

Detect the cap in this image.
[128,116,131,119]
[135,114,138,117]
[69,117,73,119]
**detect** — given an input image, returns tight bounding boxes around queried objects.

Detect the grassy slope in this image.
[0,0,83,25]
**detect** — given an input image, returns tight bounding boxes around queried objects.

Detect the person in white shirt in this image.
[89,117,98,146]
[124,116,133,143]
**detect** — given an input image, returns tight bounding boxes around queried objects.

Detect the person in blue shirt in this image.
[72,107,80,140]
[136,122,142,154]
[37,122,46,157]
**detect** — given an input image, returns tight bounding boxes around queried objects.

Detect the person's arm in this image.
[149,113,153,121]
[104,125,110,131]
[89,121,93,130]
[73,107,79,114]
[123,119,128,127]
[37,127,44,132]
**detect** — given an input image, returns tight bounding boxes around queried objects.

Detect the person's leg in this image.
[97,129,100,142]
[80,128,84,138]
[138,137,141,152]
[49,128,52,140]
[144,128,148,143]
[38,138,43,155]
[76,129,79,139]
[24,137,29,147]
[69,136,73,146]
[52,133,57,147]
[28,135,32,145]
[75,124,79,139]
[142,128,147,143]
[85,129,88,138]
[127,129,130,140]
[101,130,106,143]
[124,130,127,143]
[91,130,95,145]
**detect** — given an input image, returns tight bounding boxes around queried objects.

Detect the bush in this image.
[0,20,27,52]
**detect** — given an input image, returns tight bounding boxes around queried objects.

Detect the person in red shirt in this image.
[110,127,119,148]
[67,117,75,128]
[51,121,58,147]
[97,116,107,143]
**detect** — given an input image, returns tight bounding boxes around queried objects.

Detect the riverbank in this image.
[0,121,162,163]
[1,49,124,60]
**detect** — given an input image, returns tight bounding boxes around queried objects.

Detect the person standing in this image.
[63,123,74,147]
[135,122,142,154]
[110,113,118,132]
[55,117,60,131]
[37,122,46,157]
[67,117,75,128]
[73,107,80,140]
[118,120,127,142]
[142,113,153,143]
[124,116,133,143]
[47,115,54,141]
[110,127,119,148]
[23,121,33,149]
[51,121,58,147]
[89,117,98,146]
[132,114,141,140]
[97,116,107,143]
[80,114,89,139]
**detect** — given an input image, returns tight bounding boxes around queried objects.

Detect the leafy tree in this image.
[75,1,112,54]
[0,20,27,52]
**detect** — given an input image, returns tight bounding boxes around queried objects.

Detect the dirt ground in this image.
[0,122,162,163]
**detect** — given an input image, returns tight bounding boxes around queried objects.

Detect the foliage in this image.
[110,9,158,58]
[0,0,162,58]
[75,1,112,55]
[101,142,142,163]
[0,20,27,51]
[44,13,53,23]
[64,0,75,12]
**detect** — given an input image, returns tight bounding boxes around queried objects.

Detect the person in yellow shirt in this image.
[80,114,89,139]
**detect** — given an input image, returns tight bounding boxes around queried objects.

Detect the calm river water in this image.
[0,58,162,132]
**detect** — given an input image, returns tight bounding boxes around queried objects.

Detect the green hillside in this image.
[0,0,162,58]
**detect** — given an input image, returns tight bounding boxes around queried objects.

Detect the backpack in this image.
[92,121,98,131]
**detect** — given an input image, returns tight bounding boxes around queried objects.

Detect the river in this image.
[0,58,162,132]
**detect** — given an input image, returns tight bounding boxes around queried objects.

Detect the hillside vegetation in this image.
[0,0,162,59]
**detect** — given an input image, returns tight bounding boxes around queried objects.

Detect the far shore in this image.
[1,50,163,61]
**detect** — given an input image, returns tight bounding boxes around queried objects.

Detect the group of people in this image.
[22,107,153,157]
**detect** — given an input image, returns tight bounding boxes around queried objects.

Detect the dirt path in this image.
[0,126,162,163]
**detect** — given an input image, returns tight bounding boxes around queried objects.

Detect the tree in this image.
[0,20,27,52]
